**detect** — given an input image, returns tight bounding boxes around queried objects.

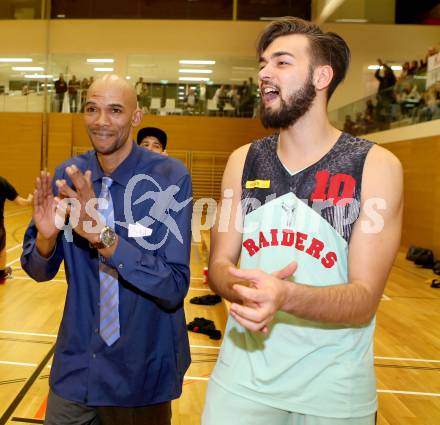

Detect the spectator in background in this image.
[184,88,197,114]
[407,60,419,76]
[412,81,439,123]
[137,126,168,155]
[237,80,248,116]
[228,85,239,115]
[363,99,376,133]
[80,78,90,112]
[365,99,375,118]
[248,77,258,117]
[135,77,145,107]
[140,83,150,113]
[375,59,396,128]
[0,176,32,284]
[68,75,80,113]
[54,74,68,112]
[214,85,229,115]
[418,58,428,74]
[375,59,397,96]
[238,79,254,117]
[401,62,410,78]
[343,114,356,135]
[196,82,207,115]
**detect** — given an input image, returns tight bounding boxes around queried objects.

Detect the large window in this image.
[51,0,233,20]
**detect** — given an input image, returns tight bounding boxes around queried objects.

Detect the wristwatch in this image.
[90,226,117,250]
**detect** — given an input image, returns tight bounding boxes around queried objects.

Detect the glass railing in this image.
[329,74,439,135]
[0,86,261,117]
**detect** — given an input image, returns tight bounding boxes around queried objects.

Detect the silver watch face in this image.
[101,226,116,247]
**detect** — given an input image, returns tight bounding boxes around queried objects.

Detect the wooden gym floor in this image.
[0,204,439,425]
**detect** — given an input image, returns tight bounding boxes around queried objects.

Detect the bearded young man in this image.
[202,17,403,425]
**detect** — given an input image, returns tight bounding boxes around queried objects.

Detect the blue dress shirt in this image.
[21,142,192,406]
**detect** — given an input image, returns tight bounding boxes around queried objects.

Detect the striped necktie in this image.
[98,177,120,346]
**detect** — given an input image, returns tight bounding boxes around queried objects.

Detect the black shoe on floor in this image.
[190,294,222,305]
[187,317,222,340]
[431,279,440,288]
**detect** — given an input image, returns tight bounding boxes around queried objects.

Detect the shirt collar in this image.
[90,141,142,187]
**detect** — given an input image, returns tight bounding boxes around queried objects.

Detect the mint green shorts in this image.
[202,380,376,425]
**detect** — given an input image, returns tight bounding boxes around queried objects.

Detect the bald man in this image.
[21,75,193,425]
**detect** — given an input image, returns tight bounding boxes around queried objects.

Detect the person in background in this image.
[197,81,207,115]
[54,74,68,112]
[0,176,32,284]
[137,126,168,155]
[68,75,80,113]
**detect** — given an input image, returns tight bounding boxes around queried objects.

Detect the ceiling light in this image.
[0,58,32,63]
[178,77,210,82]
[57,14,66,18]
[24,74,54,79]
[367,65,402,71]
[12,66,44,71]
[335,18,368,23]
[179,69,212,74]
[160,80,169,84]
[94,67,114,72]
[179,60,216,65]
[87,58,114,63]
[125,76,131,80]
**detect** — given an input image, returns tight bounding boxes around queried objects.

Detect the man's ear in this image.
[131,108,143,127]
[314,65,333,91]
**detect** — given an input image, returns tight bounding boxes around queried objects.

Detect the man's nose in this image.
[96,110,110,126]
[258,63,272,82]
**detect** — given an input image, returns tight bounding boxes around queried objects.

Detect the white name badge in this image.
[128,223,153,238]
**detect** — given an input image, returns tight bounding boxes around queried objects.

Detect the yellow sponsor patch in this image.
[245,179,271,189]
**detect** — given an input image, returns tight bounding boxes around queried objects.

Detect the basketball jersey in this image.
[211,132,377,418]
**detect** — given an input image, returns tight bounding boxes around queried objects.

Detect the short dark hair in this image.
[256,17,350,100]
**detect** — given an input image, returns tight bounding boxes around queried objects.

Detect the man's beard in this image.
[260,74,317,129]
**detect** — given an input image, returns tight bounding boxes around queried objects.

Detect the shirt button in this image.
[92,353,96,358]
[118,263,124,269]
